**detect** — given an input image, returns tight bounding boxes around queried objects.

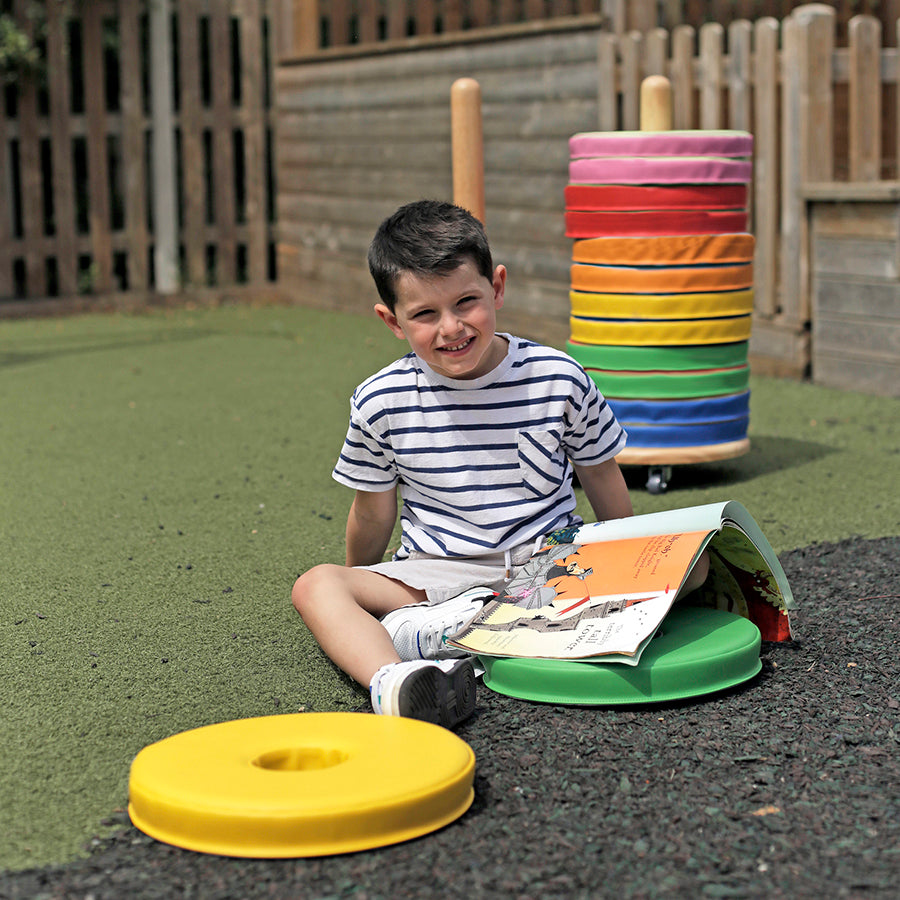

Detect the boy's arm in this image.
[573,457,634,522]
[345,487,399,567]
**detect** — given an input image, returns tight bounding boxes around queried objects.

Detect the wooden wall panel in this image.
[810,199,900,396]
[275,28,602,332]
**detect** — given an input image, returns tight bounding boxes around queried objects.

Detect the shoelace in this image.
[422,612,477,654]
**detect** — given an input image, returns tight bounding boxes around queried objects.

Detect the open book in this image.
[448,501,793,666]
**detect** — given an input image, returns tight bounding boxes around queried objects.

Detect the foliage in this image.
[0,12,41,85]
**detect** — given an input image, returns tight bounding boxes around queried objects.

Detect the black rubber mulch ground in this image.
[2,536,898,900]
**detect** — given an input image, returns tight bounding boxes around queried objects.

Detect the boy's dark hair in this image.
[367,200,494,312]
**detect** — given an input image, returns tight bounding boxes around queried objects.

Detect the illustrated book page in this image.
[448,501,793,663]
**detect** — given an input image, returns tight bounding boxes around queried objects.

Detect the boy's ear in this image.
[374,303,407,340]
[492,265,507,310]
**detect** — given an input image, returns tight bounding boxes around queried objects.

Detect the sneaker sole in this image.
[396,660,477,729]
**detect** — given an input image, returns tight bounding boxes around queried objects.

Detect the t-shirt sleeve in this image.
[562,369,627,466]
[331,403,398,492]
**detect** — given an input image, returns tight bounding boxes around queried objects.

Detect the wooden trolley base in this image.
[617,438,750,493]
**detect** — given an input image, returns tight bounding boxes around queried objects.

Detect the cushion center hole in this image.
[253,747,348,771]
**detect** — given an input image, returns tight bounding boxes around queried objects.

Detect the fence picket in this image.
[849,15,883,181]
[645,28,669,77]
[387,0,408,40]
[14,0,46,297]
[804,6,837,183]
[178,5,207,287]
[754,17,780,319]
[84,3,115,293]
[211,0,238,283]
[443,0,464,33]
[780,13,804,330]
[699,22,724,130]
[330,0,352,46]
[728,20,753,133]
[620,32,642,130]
[470,0,492,28]
[241,0,266,284]
[150,0,179,294]
[119,1,148,292]
[781,4,836,328]
[0,104,11,297]
[596,32,618,131]
[670,25,695,129]
[46,1,79,297]
[897,19,900,178]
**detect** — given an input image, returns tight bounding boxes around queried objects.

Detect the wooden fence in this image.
[274,0,899,53]
[275,4,900,388]
[0,0,279,312]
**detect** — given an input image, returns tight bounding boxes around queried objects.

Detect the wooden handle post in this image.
[451,78,486,222]
[640,75,673,131]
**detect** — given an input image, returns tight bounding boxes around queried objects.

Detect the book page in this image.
[557,502,732,546]
[699,525,794,641]
[449,530,711,660]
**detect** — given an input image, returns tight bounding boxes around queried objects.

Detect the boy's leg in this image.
[292,563,478,727]
[291,563,426,686]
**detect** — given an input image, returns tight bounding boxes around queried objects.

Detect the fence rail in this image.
[0,0,278,307]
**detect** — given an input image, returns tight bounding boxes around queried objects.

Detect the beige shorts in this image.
[357,540,539,606]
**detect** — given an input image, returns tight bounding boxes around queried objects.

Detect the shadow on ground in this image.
[0,328,218,370]
[621,434,836,493]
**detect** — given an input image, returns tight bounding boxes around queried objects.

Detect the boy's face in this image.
[375,260,507,380]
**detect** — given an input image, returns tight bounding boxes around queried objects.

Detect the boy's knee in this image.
[291,564,341,618]
[681,549,710,597]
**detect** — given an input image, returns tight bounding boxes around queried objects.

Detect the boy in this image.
[292,200,634,728]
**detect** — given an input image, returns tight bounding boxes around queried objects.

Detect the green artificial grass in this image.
[1,304,898,873]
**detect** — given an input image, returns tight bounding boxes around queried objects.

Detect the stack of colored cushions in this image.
[565,130,754,451]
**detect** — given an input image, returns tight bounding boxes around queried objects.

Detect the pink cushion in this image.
[569,156,753,185]
[569,130,753,159]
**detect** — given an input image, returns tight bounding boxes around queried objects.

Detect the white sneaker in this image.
[381,588,494,660]
[369,659,477,728]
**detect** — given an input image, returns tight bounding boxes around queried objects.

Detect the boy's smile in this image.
[376,260,508,381]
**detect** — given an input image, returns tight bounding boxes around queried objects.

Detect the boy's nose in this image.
[439,310,465,338]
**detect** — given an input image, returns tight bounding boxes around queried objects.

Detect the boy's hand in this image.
[345,488,398,567]
[573,458,633,523]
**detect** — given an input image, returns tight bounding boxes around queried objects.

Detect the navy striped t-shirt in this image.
[332,334,626,559]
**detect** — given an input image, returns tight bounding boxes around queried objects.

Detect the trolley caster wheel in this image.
[646,466,672,494]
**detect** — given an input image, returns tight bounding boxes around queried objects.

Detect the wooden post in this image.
[781,3,834,331]
[149,0,179,294]
[640,75,672,131]
[451,78,486,223]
